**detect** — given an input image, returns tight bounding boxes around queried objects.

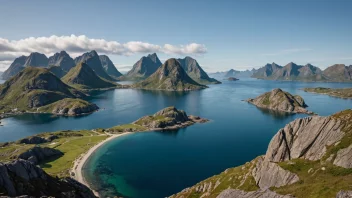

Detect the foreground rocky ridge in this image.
[0,159,96,197]
[246,88,312,114]
[170,109,352,198]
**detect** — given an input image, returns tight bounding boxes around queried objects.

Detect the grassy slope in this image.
[304,87,352,99]
[62,63,118,90]
[38,98,96,114]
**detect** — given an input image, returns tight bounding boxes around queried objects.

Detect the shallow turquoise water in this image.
[1,78,352,197]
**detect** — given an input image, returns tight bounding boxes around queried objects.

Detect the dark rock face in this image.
[133,58,207,91]
[23,52,48,68]
[252,63,283,78]
[323,64,352,82]
[48,51,75,72]
[0,159,96,197]
[18,147,63,165]
[74,50,114,81]
[99,55,122,78]
[48,65,67,78]
[19,136,48,144]
[124,53,162,80]
[176,56,220,85]
[1,56,27,80]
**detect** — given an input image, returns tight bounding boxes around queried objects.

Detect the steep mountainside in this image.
[0,159,96,197]
[246,88,312,114]
[323,64,352,82]
[1,53,49,80]
[48,65,67,78]
[252,63,283,78]
[0,67,85,112]
[132,58,207,91]
[176,56,220,84]
[62,62,118,90]
[99,55,123,79]
[74,50,114,81]
[171,109,352,198]
[48,51,75,72]
[1,56,27,79]
[124,53,162,80]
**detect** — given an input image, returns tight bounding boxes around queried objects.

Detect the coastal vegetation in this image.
[303,87,352,99]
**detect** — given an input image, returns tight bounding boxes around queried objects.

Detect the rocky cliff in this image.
[124,53,162,80]
[0,159,96,197]
[170,109,352,198]
[99,55,123,79]
[62,62,118,90]
[246,88,312,114]
[48,65,67,78]
[176,56,220,85]
[132,58,207,91]
[48,51,75,72]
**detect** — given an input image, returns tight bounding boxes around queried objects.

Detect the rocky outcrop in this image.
[99,55,123,79]
[38,98,99,116]
[18,136,48,144]
[18,147,63,165]
[333,145,352,168]
[336,190,352,198]
[124,53,162,80]
[252,157,299,189]
[228,77,239,81]
[176,56,220,85]
[265,116,345,162]
[217,189,294,198]
[246,88,312,114]
[0,159,96,197]
[132,58,207,91]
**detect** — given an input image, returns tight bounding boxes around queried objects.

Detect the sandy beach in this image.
[71,132,132,197]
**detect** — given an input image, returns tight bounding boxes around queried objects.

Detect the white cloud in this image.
[0,35,207,58]
[261,48,312,56]
[163,43,207,55]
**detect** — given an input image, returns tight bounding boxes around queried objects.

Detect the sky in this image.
[0,0,351,72]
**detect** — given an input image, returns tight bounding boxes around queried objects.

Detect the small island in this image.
[228,77,239,81]
[245,88,313,114]
[303,87,352,99]
[0,106,208,197]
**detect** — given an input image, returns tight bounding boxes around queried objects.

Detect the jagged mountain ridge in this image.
[132,58,207,91]
[124,53,162,80]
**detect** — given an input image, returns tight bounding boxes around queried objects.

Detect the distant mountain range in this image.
[1,51,122,81]
[209,69,256,80]
[123,53,162,80]
[133,58,207,91]
[252,62,352,82]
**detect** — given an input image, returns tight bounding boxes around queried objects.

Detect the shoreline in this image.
[71,132,133,197]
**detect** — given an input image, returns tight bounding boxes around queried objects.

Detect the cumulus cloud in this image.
[0,35,207,58]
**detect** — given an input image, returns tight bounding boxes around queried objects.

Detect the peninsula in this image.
[0,107,208,197]
[303,87,352,99]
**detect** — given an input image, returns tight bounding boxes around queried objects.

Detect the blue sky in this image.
[0,0,351,72]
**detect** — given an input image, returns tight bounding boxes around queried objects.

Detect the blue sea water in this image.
[1,78,352,197]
